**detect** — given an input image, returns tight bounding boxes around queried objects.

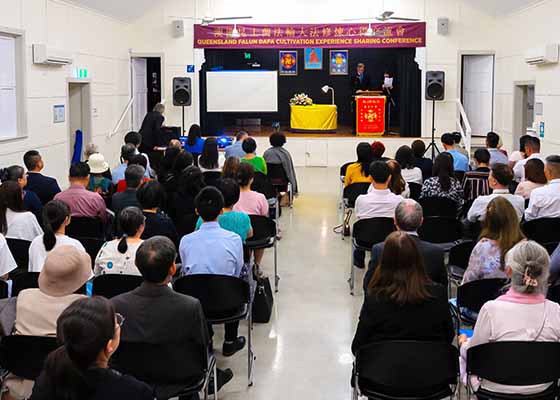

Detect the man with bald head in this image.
[362,199,447,292]
[525,155,560,221]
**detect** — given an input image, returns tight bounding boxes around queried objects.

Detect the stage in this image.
[220,124,402,138]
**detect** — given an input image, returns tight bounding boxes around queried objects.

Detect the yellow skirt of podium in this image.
[290,104,338,133]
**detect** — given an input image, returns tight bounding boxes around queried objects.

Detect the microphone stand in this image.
[383,86,396,135]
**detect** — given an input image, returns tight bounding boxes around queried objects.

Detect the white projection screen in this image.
[206,71,278,112]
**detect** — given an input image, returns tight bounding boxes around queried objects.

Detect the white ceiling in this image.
[66,0,544,21]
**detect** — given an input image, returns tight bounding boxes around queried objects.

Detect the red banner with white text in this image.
[357,96,386,136]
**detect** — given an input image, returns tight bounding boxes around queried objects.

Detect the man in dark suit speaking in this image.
[363,199,447,292]
[351,63,371,133]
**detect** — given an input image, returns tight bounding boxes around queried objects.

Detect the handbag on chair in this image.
[252,275,274,323]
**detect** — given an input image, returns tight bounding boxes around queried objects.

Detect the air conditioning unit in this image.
[525,43,559,66]
[32,44,73,66]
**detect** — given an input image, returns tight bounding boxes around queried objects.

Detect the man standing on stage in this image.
[351,63,371,133]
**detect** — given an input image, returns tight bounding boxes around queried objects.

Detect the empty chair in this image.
[66,217,105,239]
[419,197,458,218]
[173,274,255,386]
[455,278,507,326]
[246,215,279,292]
[447,240,476,287]
[11,272,40,297]
[0,336,58,381]
[353,341,459,400]
[522,218,560,245]
[202,171,222,188]
[91,275,143,299]
[418,217,463,245]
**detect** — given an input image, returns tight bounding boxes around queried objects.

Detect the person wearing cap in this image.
[2,246,91,400]
[87,153,112,196]
[441,132,469,173]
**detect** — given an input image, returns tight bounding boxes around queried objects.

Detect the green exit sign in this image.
[244,52,252,60]
[74,68,88,79]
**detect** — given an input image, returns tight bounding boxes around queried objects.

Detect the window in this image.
[0,29,26,141]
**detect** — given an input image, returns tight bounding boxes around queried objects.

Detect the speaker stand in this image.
[181,105,185,136]
[424,100,441,161]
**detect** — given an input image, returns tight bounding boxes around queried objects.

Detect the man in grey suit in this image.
[363,199,447,292]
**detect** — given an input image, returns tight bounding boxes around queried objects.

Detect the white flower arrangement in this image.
[290,93,313,106]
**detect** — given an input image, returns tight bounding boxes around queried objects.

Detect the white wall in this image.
[0,0,133,184]
[129,0,498,139]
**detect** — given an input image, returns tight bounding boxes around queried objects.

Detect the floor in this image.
[212,167,366,400]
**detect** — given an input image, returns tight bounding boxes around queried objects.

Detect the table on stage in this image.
[355,94,386,137]
[290,104,338,133]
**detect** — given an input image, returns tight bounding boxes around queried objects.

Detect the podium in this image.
[355,94,386,137]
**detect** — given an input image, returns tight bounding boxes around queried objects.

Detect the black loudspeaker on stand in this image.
[425,71,445,161]
[173,77,192,135]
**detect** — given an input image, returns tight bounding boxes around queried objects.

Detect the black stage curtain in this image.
[200,48,420,136]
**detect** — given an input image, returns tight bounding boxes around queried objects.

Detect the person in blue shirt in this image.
[441,132,469,172]
[183,124,205,155]
[179,186,246,357]
[486,131,509,167]
[224,131,248,159]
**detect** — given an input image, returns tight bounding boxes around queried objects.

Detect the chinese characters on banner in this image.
[357,97,386,136]
[194,23,426,49]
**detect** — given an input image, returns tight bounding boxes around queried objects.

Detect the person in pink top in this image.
[55,162,108,223]
[234,163,269,266]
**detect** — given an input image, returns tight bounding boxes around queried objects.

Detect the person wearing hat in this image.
[87,153,112,196]
[2,245,91,400]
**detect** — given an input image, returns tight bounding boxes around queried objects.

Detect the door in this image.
[131,58,148,131]
[461,55,495,136]
[68,82,91,163]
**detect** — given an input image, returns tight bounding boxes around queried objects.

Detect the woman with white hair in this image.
[459,240,560,395]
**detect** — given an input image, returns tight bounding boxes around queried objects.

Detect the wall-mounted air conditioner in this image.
[32,44,73,66]
[525,43,559,66]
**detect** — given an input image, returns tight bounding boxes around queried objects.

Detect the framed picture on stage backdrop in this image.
[304,48,323,70]
[279,50,298,76]
[329,50,348,75]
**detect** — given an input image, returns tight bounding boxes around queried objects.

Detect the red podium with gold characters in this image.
[356,95,386,136]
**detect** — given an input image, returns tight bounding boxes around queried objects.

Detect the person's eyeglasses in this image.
[115,313,125,328]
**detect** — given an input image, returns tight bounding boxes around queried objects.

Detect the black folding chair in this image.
[409,182,422,201]
[251,173,280,220]
[78,237,105,269]
[267,163,293,207]
[246,215,279,292]
[339,161,354,209]
[447,240,476,292]
[543,242,559,256]
[353,341,459,400]
[418,217,463,245]
[419,197,459,218]
[466,342,560,400]
[113,341,216,400]
[175,213,199,239]
[455,278,507,326]
[173,274,254,387]
[547,285,560,304]
[11,272,40,297]
[203,171,222,188]
[341,183,371,240]
[349,218,395,295]
[6,238,31,272]
[522,218,560,245]
[0,336,59,380]
[0,280,9,299]
[92,274,143,299]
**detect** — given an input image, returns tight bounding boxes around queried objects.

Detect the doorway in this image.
[131,56,162,131]
[460,54,495,137]
[67,81,92,164]
[513,82,536,147]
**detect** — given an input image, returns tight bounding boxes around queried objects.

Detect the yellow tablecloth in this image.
[290,104,338,132]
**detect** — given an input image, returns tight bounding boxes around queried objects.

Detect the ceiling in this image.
[65,0,544,21]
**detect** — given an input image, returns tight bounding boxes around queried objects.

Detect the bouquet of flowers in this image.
[290,93,313,106]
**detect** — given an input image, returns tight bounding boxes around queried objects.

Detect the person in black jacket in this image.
[30,297,153,400]
[363,199,447,292]
[139,103,166,172]
[352,231,454,355]
[23,150,61,205]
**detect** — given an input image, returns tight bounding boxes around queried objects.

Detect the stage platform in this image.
[221,125,402,139]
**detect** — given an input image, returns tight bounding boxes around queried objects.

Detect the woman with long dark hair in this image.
[30,297,153,400]
[352,231,454,354]
[386,160,409,197]
[183,124,205,155]
[94,207,145,276]
[222,156,241,180]
[0,181,42,242]
[28,200,84,272]
[199,137,221,172]
[1,165,43,219]
[168,166,207,221]
[395,145,423,184]
[419,152,464,210]
[344,142,373,187]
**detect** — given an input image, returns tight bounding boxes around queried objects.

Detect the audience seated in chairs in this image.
[31,297,153,400]
[352,231,454,355]
[168,166,206,223]
[158,150,193,200]
[370,141,388,163]
[179,187,247,358]
[222,156,240,180]
[514,158,547,200]
[183,124,206,156]
[441,133,469,174]
[199,137,222,172]
[353,162,403,269]
[412,140,433,182]
[1,166,42,223]
[263,132,299,195]
[241,138,267,175]
[115,154,150,193]
[386,159,409,198]
[195,179,253,242]
[136,180,178,249]
[395,145,423,185]
[509,134,531,168]
[112,236,233,395]
[55,162,108,223]
[0,233,17,279]
[156,146,181,185]
[225,130,248,159]
[94,207,144,276]
[463,149,491,204]
[28,200,84,273]
[2,246,90,400]
[111,165,144,217]
[513,135,544,181]
[86,153,112,196]
[363,199,447,292]
[124,130,153,178]
[112,144,138,185]
[0,181,43,242]
[467,163,524,222]
[459,240,560,396]
[462,197,525,284]
[23,150,61,205]
[525,155,560,221]
[344,142,373,187]
[486,131,509,167]
[452,131,470,160]
[420,152,465,213]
